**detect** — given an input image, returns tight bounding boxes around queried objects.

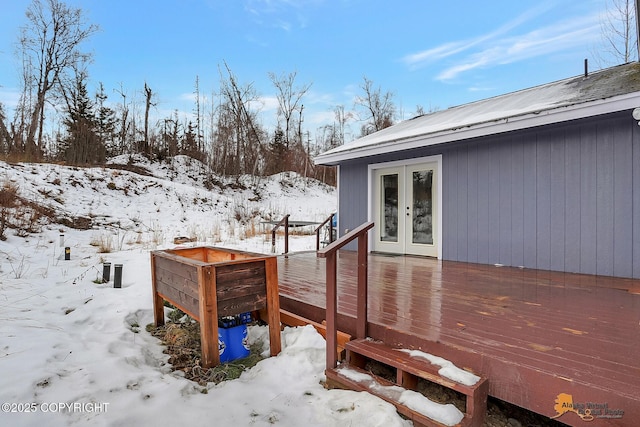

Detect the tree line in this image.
[0,0,405,186]
[4,0,633,186]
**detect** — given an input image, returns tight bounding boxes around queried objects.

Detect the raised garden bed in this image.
[150,246,281,368]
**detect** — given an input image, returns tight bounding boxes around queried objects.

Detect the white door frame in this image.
[367,155,443,258]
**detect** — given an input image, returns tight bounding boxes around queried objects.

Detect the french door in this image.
[373,162,438,257]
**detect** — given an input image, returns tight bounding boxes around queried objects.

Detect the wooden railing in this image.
[314,212,336,250]
[317,221,374,370]
[271,214,290,254]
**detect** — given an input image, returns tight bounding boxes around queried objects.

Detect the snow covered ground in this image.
[0,156,460,426]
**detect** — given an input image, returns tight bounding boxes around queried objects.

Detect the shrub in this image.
[0,181,19,240]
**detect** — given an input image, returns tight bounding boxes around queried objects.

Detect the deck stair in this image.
[325,338,488,427]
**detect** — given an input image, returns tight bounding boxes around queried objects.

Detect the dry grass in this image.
[0,180,58,239]
[146,318,264,387]
[89,233,113,253]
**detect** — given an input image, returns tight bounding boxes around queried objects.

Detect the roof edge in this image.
[315,91,640,166]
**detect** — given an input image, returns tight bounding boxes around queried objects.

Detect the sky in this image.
[0,0,621,143]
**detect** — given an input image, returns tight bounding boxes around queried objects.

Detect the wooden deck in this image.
[277,251,640,426]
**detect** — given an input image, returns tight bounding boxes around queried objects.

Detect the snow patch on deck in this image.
[398,349,481,386]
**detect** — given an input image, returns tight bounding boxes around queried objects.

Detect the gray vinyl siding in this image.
[337,110,639,279]
[336,160,369,237]
[442,111,639,279]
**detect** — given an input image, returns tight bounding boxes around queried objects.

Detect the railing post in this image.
[314,213,336,251]
[284,215,289,255]
[317,221,374,371]
[271,228,276,253]
[271,214,290,254]
[325,252,338,369]
[329,221,335,245]
[356,232,368,339]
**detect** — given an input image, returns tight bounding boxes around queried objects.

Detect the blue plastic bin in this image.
[218,329,232,363]
[218,313,252,362]
[225,324,250,360]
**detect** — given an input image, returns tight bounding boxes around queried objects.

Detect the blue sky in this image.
[0,0,618,141]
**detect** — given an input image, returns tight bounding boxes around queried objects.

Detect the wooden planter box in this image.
[150,246,281,368]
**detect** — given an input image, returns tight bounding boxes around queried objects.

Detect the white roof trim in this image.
[315,91,640,165]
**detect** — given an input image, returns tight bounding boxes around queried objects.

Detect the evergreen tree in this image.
[181,121,198,158]
[95,83,117,156]
[266,126,287,174]
[60,74,104,164]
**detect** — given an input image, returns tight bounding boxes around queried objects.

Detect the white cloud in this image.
[0,87,21,110]
[307,109,335,126]
[243,0,324,31]
[179,92,198,103]
[435,14,601,81]
[402,3,553,69]
[259,95,280,112]
[402,3,601,82]
[402,42,470,67]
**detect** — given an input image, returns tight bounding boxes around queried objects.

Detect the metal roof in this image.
[315,62,640,165]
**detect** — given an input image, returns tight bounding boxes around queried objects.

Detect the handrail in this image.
[317,221,374,370]
[271,214,290,254]
[314,212,336,250]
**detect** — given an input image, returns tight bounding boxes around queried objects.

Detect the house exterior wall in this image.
[337,110,640,279]
[335,160,369,236]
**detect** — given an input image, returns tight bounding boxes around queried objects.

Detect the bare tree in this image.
[355,76,396,137]
[268,71,312,148]
[193,76,205,155]
[17,0,98,159]
[216,62,266,176]
[595,0,638,66]
[114,83,130,156]
[142,82,157,155]
[0,104,12,154]
[333,104,353,147]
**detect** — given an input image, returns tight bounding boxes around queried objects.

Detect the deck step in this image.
[326,365,466,427]
[327,338,488,427]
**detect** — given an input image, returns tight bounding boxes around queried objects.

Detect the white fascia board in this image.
[315,92,640,165]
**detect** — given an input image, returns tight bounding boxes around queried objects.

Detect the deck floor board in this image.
[277,251,640,424]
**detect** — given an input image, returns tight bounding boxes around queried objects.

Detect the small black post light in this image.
[64,247,71,260]
[102,262,111,283]
[113,264,123,288]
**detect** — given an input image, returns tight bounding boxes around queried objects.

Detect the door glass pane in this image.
[412,170,433,244]
[381,174,398,242]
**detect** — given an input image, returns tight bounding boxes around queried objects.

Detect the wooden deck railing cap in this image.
[317,221,373,257]
[271,214,290,232]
